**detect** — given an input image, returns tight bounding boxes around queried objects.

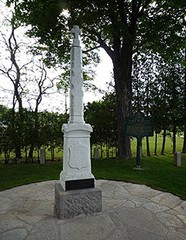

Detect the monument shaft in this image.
[69,26,84,124]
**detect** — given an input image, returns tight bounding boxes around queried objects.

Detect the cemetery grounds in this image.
[0,134,185,200]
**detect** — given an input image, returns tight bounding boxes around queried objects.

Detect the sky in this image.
[0,47,113,113]
[0,0,113,113]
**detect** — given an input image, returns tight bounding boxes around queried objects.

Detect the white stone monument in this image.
[55,26,102,219]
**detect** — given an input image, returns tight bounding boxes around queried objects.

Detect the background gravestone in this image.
[39,148,46,164]
[94,147,100,159]
[174,152,181,166]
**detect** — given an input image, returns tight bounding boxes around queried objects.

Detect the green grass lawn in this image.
[0,162,62,191]
[131,134,184,155]
[92,154,186,200]
[0,134,184,162]
[0,154,186,200]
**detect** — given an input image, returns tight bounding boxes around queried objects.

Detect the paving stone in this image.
[32,200,55,217]
[0,196,11,214]
[124,184,160,198]
[156,212,184,227]
[10,198,41,214]
[113,187,130,199]
[127,196,150,207]
[0,180,186,240]
[151,192,183,209]
[28,182,55,201]
[99,181,118,193]
[0,215,31,233]
[122,200,136,208]
[126,225,166,240]
[59,213,116,240]
[177,214,186,225]
[0,228,28,240]
[166,229,186,240]
[95,179,108,187]
[17,214,45,224]
[143,202,169,213]
[179,228,186,235]
[102,199,126,211]
[106,229,129,240]
[174,201,186,215]
[110,207,168,236]
[26,219,59,240]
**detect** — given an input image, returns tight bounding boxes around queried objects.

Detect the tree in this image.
[26,60,58,160]
[0,2,62,160]
[0,107,68,163]
[182,50,186,153]
[0,105,10,163]
[133,51,185,155]
[8,0,186,158]
[0,10,28,159]
[85,92,117,157]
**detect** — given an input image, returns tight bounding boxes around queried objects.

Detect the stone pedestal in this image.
[55,182,102,220]
[60,123,95,191]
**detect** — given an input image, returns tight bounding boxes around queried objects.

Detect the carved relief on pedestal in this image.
[68,143,89,170]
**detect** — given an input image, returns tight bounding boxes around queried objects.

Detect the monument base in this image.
[55,182,102,220]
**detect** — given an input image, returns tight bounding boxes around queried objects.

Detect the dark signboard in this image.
[125,112,153,169]
[126,113,153,138]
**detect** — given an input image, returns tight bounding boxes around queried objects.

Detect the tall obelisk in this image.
[55,26,102,220]
[60,25,95,191]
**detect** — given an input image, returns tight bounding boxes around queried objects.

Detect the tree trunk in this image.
[51,147,54,162]
[183,50,186,153]
[11,108,22,161]
[106,144,109,158]
[15,146,21,161]
[113,43,133,159]
[172,120,176,153]
[96,0,141,158]
[154,132,158,155]
[37,147,40,162]
[29,112,39,161]
[100,143,103,158]
[4,151,9,164]
[183,129,186,153]
[28,145,34,161]
[161,129,166,155]
[146,136,151,156]
[25,147,28,163]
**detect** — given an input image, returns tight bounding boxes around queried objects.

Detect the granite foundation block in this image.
[55,182,102,220]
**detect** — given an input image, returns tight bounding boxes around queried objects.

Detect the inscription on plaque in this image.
[126,113,153,138]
